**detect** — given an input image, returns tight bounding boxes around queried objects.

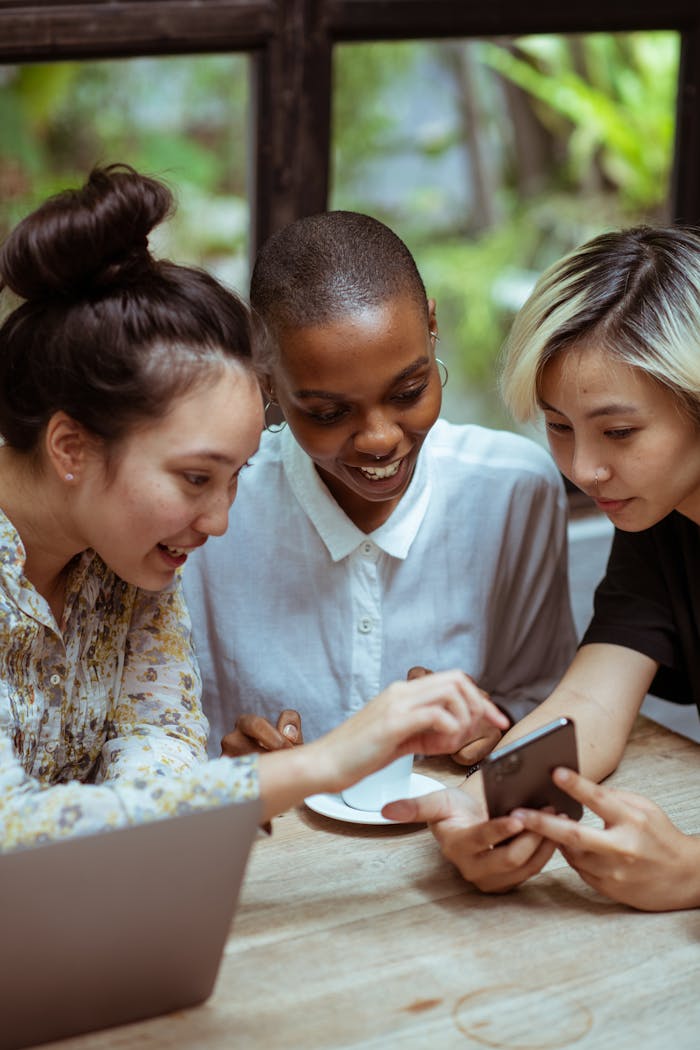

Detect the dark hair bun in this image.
[0,164,172,300]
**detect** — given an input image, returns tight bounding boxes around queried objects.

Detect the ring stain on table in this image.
[453,984,593,1048]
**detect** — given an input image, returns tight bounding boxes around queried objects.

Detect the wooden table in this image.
[46,716,700,1049]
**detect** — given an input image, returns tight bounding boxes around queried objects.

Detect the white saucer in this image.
[304,773,444,825]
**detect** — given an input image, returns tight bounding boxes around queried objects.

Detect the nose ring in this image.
[594,471,599,494]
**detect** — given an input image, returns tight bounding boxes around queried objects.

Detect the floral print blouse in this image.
[0,509,258,852]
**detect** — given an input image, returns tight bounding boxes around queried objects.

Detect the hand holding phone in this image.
[482,717,583,822]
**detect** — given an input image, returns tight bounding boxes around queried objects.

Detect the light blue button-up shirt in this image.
[185,419,577,752]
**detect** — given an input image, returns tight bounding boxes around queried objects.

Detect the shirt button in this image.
[362,542,373,555]
[49,673,62,686]
[358,617,373,634]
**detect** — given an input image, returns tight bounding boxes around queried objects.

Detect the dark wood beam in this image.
[252,0,332,249]
[328,1,700,41]
[0,1,277,61]
[673,28,700,225]
[2,0,699,251]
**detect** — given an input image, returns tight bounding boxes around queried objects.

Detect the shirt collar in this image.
[281,426,432,562]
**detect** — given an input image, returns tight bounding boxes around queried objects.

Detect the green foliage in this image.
[0,33,681,427]
[332,42,424,192]
[0,55,250,267]
[332,31,679,424]
[479,33,678,211]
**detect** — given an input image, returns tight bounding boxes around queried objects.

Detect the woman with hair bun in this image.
[0,165,507,852]
[387,225,700,911]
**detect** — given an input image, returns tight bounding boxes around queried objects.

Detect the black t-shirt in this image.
[581,511,700,708]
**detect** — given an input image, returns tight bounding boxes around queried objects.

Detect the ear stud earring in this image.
[65,473,75,482]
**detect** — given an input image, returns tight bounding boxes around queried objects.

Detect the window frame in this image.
[1,0,699,258]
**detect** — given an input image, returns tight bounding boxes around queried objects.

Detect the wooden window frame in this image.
[1,0,699,257]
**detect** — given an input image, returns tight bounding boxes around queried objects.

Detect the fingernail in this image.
[554,767,570,782]
[383,800,408,819]
[283,725,298,741]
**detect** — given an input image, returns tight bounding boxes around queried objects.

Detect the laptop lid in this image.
[0,798,262,1050]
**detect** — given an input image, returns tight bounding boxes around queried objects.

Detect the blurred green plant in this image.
[0,55,250,275]
[480,33,678,212]
[332,31,679,425]
[0,32,681,426]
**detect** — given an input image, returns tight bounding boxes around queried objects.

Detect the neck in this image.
[0,446,84,619]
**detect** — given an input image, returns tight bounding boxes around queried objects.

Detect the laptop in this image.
[0,798,262,1050]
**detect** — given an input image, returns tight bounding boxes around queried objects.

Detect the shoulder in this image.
[611,512,699,562]
[249,426,286,468]
[231,426,287,502]
[427,419,561,490]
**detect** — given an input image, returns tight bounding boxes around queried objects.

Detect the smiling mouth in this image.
[158,543,196,557]
[358,459,402,481]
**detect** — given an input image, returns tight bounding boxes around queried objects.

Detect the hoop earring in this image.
[264,400,287,433]
[436,357,449,388]
[430,330,440,342]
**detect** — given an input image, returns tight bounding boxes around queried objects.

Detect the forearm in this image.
[257,739,336,822]
[667,834,700,911]
[461,644,658,810]
[0,752,259,853]
[502,646,655,773]
[461,689,630,816]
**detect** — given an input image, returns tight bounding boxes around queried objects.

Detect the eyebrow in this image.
[537,397,641,419]
[176,450,239,466]
[294,356,430,400]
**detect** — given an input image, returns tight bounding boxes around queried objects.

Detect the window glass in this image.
[0,54,250,290]
[332,32,680,433]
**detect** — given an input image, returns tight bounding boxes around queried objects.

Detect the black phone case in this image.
[482,717,583,821]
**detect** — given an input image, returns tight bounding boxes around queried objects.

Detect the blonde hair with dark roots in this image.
[499,225,700,425]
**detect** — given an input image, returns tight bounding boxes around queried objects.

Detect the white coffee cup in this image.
[341,754,414,812]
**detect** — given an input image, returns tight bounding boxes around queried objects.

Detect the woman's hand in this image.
[221,709,303,757]
[512,767,700,912]
[258,669,511,820]
[307,669,510,796]
[383,787,556,892]
[257,672,510,818]
[406,666,507,766]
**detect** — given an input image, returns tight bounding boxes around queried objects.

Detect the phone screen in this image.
[482,717,583,821]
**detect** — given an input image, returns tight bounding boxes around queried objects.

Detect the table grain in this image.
[41,716,700,1049]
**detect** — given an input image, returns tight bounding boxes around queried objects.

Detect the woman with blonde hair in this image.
[387,225,700,912]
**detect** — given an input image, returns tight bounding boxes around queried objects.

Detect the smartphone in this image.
[482,717,583,822]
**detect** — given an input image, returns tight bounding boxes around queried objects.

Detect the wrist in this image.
[673,834,700,910]
[300,736,345,795]
[257,743,330,821]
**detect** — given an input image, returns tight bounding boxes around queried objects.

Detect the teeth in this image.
[162,545,189,557]
[359,460,401,480]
